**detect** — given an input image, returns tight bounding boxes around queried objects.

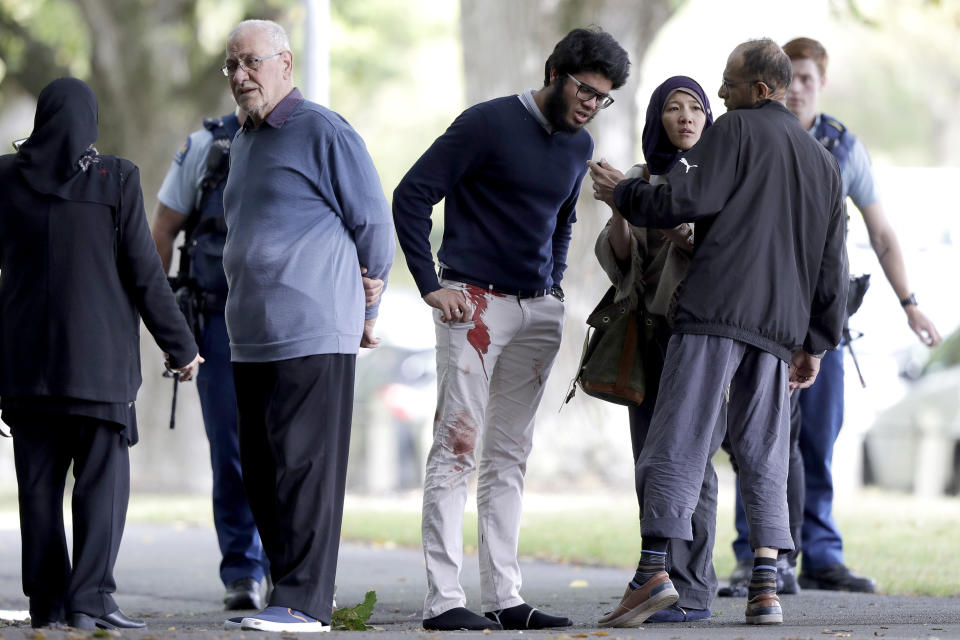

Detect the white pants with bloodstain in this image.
[421,280,564,619]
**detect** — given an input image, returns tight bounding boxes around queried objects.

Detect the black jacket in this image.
[614,100,848,362]
[0,155,197,403]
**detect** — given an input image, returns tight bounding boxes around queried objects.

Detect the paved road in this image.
[1,524,958,639]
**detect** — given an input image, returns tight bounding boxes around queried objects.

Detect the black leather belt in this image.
[438,267,550,299]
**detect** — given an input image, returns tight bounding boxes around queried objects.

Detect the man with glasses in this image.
[218,19,394,633]
[589,38,848,626]
[719,36,943,598]
[393,26,629,631]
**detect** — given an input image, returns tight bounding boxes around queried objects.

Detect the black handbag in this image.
[566,286,646,406]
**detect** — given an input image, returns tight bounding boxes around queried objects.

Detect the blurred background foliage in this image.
[3,0,959,210]
[0,0,457,203]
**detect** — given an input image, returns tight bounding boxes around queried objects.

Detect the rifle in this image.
[844,273,871,388]
[163,231,201,431]
[164,273,205,431]
[163,116,235,429]
[169,274,205,339]
[162,368,179,429]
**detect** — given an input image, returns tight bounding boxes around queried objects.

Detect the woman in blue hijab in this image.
[594,76,715,626]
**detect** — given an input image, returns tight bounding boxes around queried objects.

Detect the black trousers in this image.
[233,354,355,624]
[10,413,129,621]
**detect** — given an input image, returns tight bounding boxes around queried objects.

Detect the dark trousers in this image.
[11,413,129,620]
[637,334,793,553]
[233,354,355,624]
[732,349,843,568]
[197,314,268,586]
[629,329,720,610]
[730,391,805,563]
[797,346,845,569]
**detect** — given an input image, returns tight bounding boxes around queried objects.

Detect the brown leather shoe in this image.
[597,572,679,628]
[745,592,783,625]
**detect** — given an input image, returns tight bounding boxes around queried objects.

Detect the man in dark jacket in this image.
[0,78,200,630]
[589,39,848,627]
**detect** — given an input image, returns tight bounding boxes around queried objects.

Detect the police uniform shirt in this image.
[808,114,879,211]
[157,128,215,215]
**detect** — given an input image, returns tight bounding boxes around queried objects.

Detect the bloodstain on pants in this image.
[420,280,564,619]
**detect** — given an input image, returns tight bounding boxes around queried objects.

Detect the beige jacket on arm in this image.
[594,166,693,323]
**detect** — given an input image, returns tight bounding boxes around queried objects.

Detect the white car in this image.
[862,332,960,496]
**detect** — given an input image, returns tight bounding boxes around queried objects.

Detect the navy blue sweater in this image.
[393,95,593,296]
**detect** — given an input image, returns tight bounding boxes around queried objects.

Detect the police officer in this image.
[152,109,269,610]
[785,36,941,592]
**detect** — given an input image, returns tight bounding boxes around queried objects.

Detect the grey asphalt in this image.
[1,523,958,639]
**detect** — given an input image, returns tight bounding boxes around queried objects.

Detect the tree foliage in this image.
[0,0,436,202]
[0,0,290,199]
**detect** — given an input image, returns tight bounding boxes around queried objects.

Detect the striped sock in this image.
[748,557,778,600]
[630,549,667,588]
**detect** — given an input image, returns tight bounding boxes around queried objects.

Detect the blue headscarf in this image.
[642,76,713,175]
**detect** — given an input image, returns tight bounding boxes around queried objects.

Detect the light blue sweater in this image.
[223,89,394,362]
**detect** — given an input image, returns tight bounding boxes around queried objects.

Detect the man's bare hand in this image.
[587,159,627,208]
[788,350,822,391]
[360,266,384,307]
[424,288,470,323]
[905,306,942,347]
[360,317,380,349]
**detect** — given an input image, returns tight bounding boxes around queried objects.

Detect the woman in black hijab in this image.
[0,78,200,630]
[593,76,717,626]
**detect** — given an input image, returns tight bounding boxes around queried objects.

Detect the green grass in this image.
[339,489,960,597]
[2,488,957,596]
[0,491,215,529]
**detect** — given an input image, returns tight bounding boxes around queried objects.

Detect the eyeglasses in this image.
[221,52,282,77]
[566,74,614,109]
[721,77,761,91]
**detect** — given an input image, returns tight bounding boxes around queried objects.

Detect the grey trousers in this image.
[636,333,794,553]
[629,333,724,610]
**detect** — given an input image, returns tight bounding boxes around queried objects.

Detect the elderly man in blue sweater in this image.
[393,27,630,631]
[219,19,394,633]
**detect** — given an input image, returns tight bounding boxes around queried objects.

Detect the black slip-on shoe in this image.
[224,577,263,610]
[777,555,801,594]
[70,609,146,630]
